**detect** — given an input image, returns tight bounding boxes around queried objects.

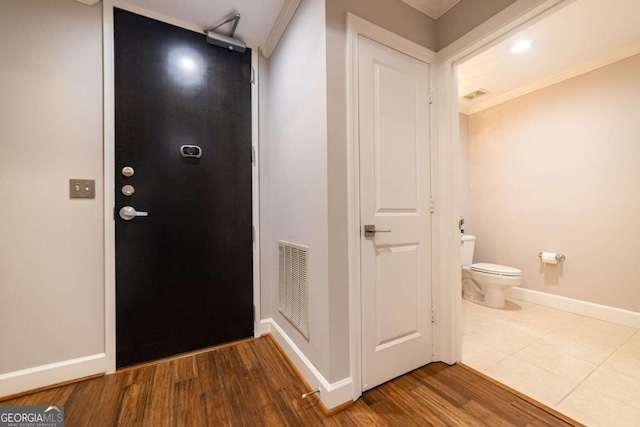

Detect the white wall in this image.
[466,54,640,313]
[0,0,104,375]
[266,0,331,378]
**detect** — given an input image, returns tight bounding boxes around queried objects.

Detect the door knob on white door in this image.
[119,206,149,221]
[364,224,391,237]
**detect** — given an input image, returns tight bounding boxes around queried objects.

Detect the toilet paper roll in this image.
[541,252,558,265]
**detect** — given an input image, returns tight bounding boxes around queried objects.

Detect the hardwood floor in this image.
[1,336,578,426]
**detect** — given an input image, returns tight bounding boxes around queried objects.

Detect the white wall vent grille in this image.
[278,241,309,339]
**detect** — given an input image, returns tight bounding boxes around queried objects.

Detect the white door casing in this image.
[358,35,433,391]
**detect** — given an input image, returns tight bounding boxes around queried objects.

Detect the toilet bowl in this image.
[461,236,521,308]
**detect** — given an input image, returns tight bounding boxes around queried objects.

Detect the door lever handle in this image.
[119,206,149,221]
[364,224,391,238]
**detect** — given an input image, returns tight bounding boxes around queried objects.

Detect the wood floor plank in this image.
[5,383,74,407]
[411,384,487,427]
[251,337,321,425]
[173,378,207,427]
[373,380,450,427]
[212,346,254,426]
[414,362,565,427]
[359,395,427,427]
[0,337,576,427]
[116,383,150,426]
[410,365,472,407]
[66,373,124,427]
[201,385,235,426]
[142,361,176,426]
[341,400,391,426]
[462,399,519,427]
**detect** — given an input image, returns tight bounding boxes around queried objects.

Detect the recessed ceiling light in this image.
[511,39,533,53]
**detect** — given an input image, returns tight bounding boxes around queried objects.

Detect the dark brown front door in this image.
[114,8,253,368]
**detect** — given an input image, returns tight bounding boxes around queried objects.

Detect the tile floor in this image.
[461,298,640,427]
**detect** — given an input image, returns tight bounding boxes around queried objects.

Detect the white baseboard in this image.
[260,319,352,410]
[505,288,640,329]
[0,353,108,398]
[256,318,272,337]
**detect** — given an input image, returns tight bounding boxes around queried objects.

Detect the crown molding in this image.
[458,103,470,115]
[466,41,640,115]
[260,0,301,58]
[401,0,461,19]
[74,0,102,5]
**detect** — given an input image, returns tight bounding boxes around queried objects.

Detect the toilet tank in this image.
[460,235,476,266]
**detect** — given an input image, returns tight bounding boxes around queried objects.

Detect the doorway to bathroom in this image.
[453,0,640,424]
[113,9,254,369]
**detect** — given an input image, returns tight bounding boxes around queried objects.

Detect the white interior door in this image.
[358,35,432,391]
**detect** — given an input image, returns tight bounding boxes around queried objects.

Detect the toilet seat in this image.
[470,263,521,277]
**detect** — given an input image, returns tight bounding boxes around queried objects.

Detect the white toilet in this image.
[460,235,522,308]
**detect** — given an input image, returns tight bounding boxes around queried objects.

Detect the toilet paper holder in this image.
[538,252,566,262]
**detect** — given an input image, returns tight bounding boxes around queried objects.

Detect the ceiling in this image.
[115,0,286,47]
[400,0,461,19]
[115,0,456,45]
[458,0,640,115]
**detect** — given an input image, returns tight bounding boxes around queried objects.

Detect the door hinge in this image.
[428,88,433,105]
[429,198,435,214]
[253,306,256,322]
[251,225,256,244]
[250,66,256,85]
[251,146,256,165]
[431,306,436,323]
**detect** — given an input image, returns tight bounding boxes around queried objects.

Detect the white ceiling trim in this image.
[261,0,301,58]
[75,0,102,4]
[401,0,461,19]
[464,40,640,115]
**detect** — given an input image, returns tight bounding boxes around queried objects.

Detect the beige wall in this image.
[327,0,436,51]
[436,0,517,50]
[467,54,640,313]
[0,0,104,374]
[458,113,470,227]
